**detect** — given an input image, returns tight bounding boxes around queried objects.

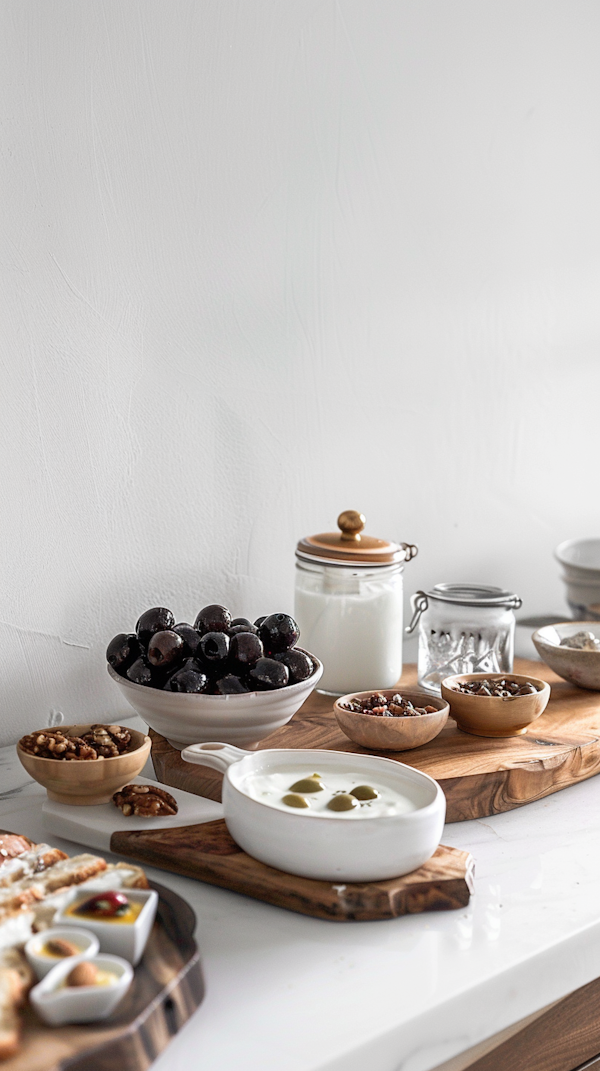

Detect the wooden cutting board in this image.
[3,882,203,1071]
[151,659,600,822]
[110,820,474,922]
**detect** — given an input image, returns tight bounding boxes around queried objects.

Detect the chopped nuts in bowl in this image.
[333,689,450,751]
[17,724,151,806]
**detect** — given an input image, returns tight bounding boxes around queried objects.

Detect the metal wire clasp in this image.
[405,590,428,634]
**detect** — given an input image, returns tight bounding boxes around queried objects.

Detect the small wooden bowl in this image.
[17,724,151,805]
[441,673,550,738]
[333,690,449,751]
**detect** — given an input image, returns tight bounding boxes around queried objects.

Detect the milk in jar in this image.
[294,511,417,695]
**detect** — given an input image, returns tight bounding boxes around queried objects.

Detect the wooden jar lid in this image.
[296,511,415,566]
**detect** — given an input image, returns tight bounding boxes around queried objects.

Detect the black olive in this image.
[274,648,313,684]
[194,604,232,635]
[214,674,250,694]
[106,633,140,673]
[173,623,202,656]
[126,657,154,686]
[165,660,208,693]
[248,657,289,690]
[227,623,259,636]
[136,607,175,646]
[198,630,230,669]
[231,617,252,627]
[229,632,264,671]
[258,613,300,655]
[147,630,186,668]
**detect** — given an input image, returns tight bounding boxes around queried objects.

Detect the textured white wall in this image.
[1,1,599,744]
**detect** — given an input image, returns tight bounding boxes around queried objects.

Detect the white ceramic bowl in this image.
[555,539,600,619]
[181,742,445,882]
[108,651,323,749]
[30,954,133,1025]
[55,885,158,966]
[25,927,99,981]
[532,622,600,690]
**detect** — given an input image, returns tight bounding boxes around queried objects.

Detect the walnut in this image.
[82,724,132,757]
[112,784,178,817]
[19,730,101,760]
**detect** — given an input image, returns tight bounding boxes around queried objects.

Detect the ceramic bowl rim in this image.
[107,648,323,700]
[441,672,549,699]
[17,724,150,764]
[533,622,600,654]
[555,538,600,570]
[226,746,443,822]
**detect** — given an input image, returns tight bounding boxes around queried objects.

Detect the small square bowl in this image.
[333,690,449,751]
[25,927,99,980]
[441,673,550,737]
[17,724,151,805]
[55,885,158,965]
[30,954,133,1025]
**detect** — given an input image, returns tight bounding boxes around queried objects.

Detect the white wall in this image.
[1,1,599,744]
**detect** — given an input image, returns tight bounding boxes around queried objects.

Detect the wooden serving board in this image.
[151,659,600,822]
[4,882,203,1071]
[110,819,474,921]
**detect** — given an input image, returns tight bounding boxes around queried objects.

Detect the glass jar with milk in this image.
[294,511,417,695]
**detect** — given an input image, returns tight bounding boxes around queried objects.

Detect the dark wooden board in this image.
[151,659,600,822]
[4,882,203,1071]
[110,819,474,921]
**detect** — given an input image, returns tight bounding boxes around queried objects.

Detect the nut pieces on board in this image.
[112,784,178,817]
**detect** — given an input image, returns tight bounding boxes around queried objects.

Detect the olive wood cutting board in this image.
[110,820,474,921]
[2,881,203,1071]
[150,659,600,822]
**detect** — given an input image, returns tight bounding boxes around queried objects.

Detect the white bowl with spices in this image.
[181,741,445,881]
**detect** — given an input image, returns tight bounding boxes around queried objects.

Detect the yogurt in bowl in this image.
[181,743,445,882]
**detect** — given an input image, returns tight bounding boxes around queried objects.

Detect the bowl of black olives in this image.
[106,605,323,749]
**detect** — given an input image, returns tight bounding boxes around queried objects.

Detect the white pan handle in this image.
[180,741,252,773]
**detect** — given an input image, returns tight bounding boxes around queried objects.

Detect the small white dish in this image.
[30,953,133,1025]
[25,927,99,980]
[55,885,158,965]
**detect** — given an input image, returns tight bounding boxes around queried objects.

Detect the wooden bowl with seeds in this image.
[441,673,550,738]
[333,690,450,751]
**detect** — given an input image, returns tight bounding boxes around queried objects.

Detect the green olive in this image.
[281,793,309,809]
[326,793,358,812]
[350,784,379,801]
[289,777,324,793]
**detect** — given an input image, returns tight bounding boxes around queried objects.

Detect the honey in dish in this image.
[66,893,143,925]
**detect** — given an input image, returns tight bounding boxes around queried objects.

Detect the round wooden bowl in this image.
[440,673,550,738]
[17,724,151,805]
[333,690,449,751]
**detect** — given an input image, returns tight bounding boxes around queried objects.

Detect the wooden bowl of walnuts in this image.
[17,724,151,805]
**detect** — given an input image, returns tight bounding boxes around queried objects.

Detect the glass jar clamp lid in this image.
[406,584,522,694]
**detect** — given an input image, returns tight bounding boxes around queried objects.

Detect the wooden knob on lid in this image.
[337,511,366,543]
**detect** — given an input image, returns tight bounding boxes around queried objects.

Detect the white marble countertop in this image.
[4,717,600,1071]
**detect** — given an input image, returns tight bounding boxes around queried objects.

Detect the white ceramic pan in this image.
[181,742,445,882]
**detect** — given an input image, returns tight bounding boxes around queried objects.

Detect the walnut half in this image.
[112,784,178,817]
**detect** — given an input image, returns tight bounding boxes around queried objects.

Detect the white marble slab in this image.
[42,776,223,852]
[3,730,600,1071]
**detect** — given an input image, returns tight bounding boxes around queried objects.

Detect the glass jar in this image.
[406,584,522,694]
[294,511,417,695]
